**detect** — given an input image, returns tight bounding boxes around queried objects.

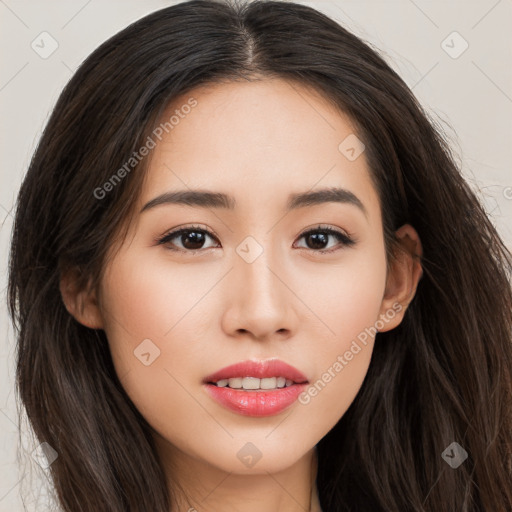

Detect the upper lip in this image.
[203,358,308,384]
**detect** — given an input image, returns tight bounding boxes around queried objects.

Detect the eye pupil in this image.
[182,231,205,250]
[307,232,328,249]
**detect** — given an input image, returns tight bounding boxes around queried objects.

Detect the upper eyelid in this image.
[158,224,349,239]
[156,224,219,247]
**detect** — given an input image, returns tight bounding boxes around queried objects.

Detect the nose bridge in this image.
[225,232,292,338]
[236,233,282,306]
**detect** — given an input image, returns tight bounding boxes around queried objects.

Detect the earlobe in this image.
[378,224,423,332]
[59,268,104,330]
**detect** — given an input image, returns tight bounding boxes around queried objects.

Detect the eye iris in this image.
[181,231,205,250]
[307,232,328,249]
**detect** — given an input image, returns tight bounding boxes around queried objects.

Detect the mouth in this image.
[202,359,309,417]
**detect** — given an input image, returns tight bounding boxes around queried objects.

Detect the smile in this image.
[203,359,309,417]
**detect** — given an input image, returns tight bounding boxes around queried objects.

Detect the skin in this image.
[61,78,423,512]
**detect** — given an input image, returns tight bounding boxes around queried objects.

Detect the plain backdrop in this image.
[1,1,511,510]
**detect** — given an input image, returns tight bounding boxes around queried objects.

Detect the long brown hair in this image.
[8,0,512,510]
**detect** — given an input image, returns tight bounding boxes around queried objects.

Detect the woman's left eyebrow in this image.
[140,187,368,219]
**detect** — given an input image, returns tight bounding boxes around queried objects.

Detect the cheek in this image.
[293,248,387,426]
[298,244,387,351]
[97,252,213,442]
[98,249,211,368]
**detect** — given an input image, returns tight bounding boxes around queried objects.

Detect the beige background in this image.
[1,0,511,510]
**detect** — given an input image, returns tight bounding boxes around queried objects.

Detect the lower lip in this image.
[204,383,308,417]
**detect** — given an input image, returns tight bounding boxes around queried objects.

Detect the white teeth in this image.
[214,376,296,390]
[260,377,277,389]
[228,377,243,389]
[242,377,260,390]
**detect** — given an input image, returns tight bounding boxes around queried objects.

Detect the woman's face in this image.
[83,78,417,475]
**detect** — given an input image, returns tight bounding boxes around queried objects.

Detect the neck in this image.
[154,434,321,512]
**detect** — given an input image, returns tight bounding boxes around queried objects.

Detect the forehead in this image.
[137,78,379,220]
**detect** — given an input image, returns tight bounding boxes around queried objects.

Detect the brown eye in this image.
[178,230,205,250]
[157,226,219,252]
[295,226,355,253]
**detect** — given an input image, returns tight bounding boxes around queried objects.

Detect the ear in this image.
[377,224,423,332]
[59,267,104,330]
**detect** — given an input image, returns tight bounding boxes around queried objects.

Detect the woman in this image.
[7,0,512,510]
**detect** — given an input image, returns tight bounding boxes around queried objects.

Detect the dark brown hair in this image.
[7,0,512,510]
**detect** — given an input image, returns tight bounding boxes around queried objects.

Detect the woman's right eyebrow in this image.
[139,187,368,219]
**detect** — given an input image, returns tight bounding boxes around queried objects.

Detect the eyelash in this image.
[156,224,356,255]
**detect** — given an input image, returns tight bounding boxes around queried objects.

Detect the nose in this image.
[221,246,297,341]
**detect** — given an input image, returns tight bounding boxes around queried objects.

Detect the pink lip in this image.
[203,359,309,417]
